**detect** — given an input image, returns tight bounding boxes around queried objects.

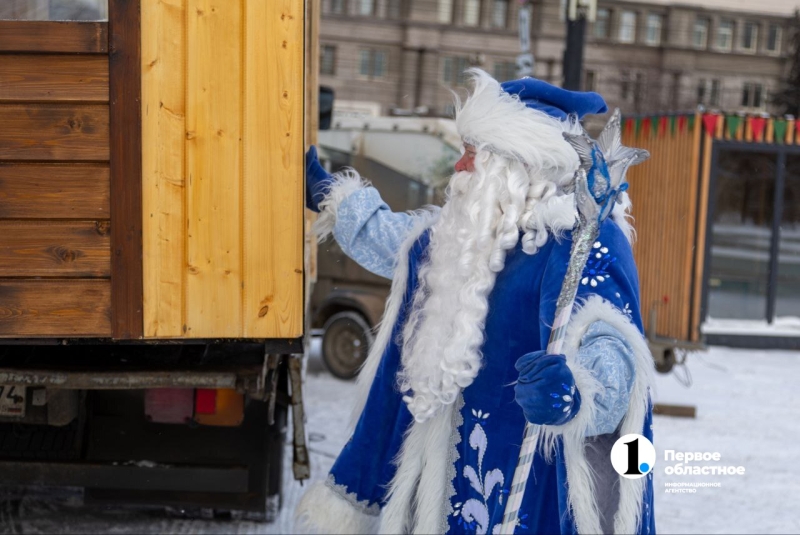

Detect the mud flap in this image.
[289,355,310,481]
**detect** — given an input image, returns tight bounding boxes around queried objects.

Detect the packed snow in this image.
[0,340,798,534]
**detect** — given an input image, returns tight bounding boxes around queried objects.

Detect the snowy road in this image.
[1,342,799,534]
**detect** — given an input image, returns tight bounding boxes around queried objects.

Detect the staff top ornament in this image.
[563,109,650,225]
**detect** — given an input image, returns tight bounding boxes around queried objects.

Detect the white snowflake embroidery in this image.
[581,241,616,287]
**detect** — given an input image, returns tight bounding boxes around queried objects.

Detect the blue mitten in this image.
[514,350,582,426]
[306,145,333,212]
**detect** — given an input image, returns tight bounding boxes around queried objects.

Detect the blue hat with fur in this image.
[500,77,607,120]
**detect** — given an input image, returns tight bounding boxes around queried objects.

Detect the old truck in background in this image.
[0,0,320,520]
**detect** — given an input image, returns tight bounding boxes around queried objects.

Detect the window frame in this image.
[693,17,710,49]
[697,78,707,105]
[357,0,375,16]
[329,0,345,15]
[493,60,517,82]
[594,8,611,39]
[491,0,508,29]
[766,23,781,54]
[358,48,388,80]
[585,70,597,92]
[645,13,662,46]
[716,19,734,52]
[618,10,637,44]
[710,79,721,107]
[320,44,336,76]
[741,82,766,109]
[740,20,758,53]
[442,55,471,86]
[438,0,453,23]
[462,0,480,27]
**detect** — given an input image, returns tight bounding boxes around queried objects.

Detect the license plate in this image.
[0,385,26,417]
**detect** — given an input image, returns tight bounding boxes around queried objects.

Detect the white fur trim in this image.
[456,69,581,174]
[379,402,457,534]
[610,192,635,244]
[311,169,371,243]
[295,480,380,534]
[538,295,655,534]
[348,208,441,431]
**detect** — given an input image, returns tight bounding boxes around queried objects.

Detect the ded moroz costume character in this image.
[296,69,656,535]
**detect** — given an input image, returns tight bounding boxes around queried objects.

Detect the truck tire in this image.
[321,311,374,379]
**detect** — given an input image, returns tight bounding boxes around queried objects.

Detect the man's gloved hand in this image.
[514,350,582,426]
[306,145,333,213]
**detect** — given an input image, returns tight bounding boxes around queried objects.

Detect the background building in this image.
[319,0,796,117]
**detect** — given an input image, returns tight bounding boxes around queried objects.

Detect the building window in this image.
[320,45,336,76]
[463,0,480,26]
[594,9,610,39]
[619,11,637,44]
[443,56,470,85]
[716,19,734,51]
[329,0,345,14]
[585,70,596,91]
[620,71,631,100]
[492,0,508,29]
[697,78,707,104]
[740,21,758,52]
[742,82,765,108]
[387,0,403,19]
[693,17,709,48]
[359,49,387,78]
[493,61,516,82]
[766,24,781,52]
[438,0,453,23]
[358,0,374,16]
[645,14,662,46]
[710,79,721,106]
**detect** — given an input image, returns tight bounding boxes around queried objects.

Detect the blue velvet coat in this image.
[327,219,655,535]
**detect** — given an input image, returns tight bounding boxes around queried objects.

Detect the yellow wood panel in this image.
[625,117,699,341]
[142,0,186,338]
[242,0,304,337]
[185,0,243,337]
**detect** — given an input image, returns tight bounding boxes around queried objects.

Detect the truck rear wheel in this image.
[321,311,374,379]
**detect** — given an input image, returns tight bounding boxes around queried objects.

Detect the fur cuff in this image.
[311,169,371,243]
[537,295,655,535]
[295,478,380,535]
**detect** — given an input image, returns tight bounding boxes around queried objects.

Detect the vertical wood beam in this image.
[692,115,713,342]
[142,0,186,337]
[109,0,144,339]
[242,0,304,337]
[185,0,243,337]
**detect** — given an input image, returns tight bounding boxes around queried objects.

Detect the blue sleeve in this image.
[538,219,645,437]
[332,187,418,280]
[577,320,635,436]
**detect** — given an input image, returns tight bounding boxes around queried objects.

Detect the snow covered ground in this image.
[1,341,799,534]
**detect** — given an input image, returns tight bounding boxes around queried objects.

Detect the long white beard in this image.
[399,159,514,423]
[398,151,584,423]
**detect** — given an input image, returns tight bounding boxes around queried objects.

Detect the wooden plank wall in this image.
[0,21,113,337]
[142,0,305,339]
[623,117,702,342]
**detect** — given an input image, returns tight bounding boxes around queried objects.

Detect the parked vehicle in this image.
[310,153,441,378]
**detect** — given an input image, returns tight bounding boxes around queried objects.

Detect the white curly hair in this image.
[398,69,593,422]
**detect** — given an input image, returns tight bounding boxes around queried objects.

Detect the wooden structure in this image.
[623,112,798,343]
[0,0,309,341]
